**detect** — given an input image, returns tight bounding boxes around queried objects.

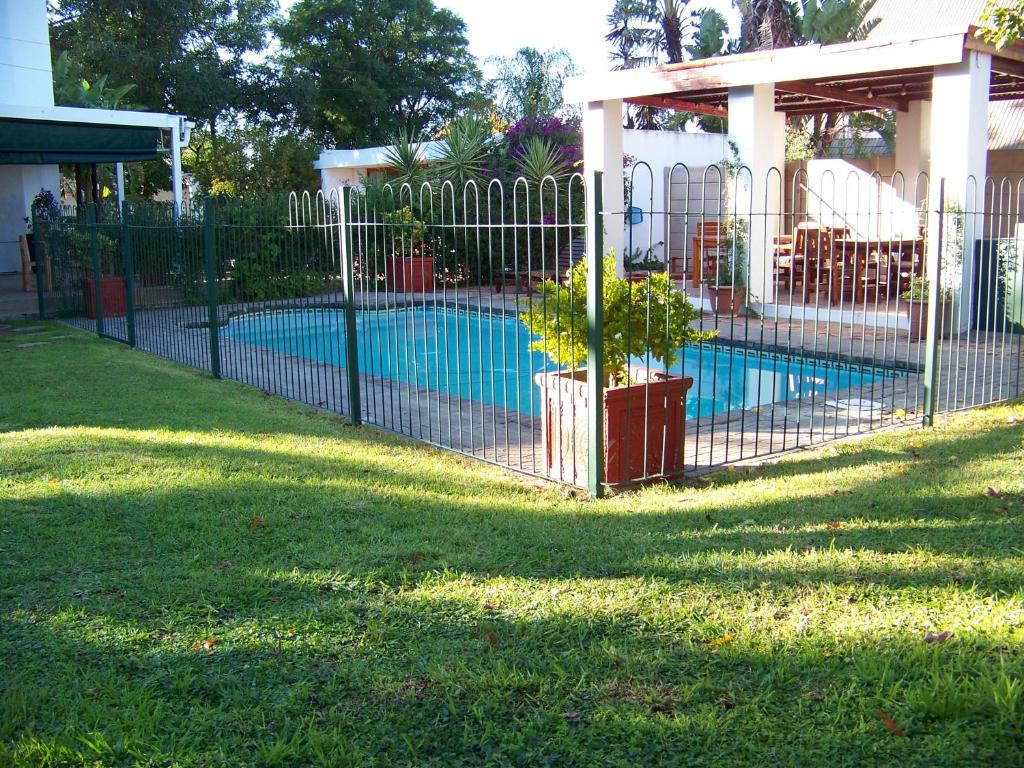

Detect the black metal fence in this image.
[34,167,1024,496]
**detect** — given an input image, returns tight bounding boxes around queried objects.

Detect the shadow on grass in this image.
[3,327,1024,765]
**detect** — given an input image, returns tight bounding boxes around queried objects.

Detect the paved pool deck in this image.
[54,284,1023,486]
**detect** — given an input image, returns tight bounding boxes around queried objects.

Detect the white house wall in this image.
[623,130,728,266]
[0,0,58,273]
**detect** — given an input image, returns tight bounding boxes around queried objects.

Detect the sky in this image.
[432,0,741,77]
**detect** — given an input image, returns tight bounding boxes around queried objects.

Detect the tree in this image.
[606,0,660,72]
[736,0,796,51]
[604,1,698,129]
[49,0,277,135]
[52,51,137,109]
[488,47,578,126]
[976,1,1024,49]
[184,126,322,195]
[794,0,880,154]
[276,0,482,148]
[797,0,877,44]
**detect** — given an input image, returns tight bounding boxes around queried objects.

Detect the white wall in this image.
[0,0,58,273]
[800,159,922,240]
[0,0,54,107]
[622,130,729,264]
[321,167,362,192]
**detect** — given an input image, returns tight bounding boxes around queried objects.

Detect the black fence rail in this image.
[32,166,1024,496]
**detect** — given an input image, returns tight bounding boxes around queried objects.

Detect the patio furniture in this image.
[773,234,794,292]
[779,223,833,302]
[831,234,925,304]
[19,234,52,292]
[690,221,726,284]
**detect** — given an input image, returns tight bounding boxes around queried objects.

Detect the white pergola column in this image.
[928,50,991,330]
[727,84,785,304]
[894,100,931,198]
[170,119,184,216]
[582,99,625,273]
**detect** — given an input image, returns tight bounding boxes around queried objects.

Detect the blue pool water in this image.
[224,307,898,419]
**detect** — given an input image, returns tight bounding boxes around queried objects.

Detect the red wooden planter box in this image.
[386,255,434,293]
[535,366,693,487]
[82,275,127,318]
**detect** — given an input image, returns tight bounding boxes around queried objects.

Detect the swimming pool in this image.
[224,306,899,419]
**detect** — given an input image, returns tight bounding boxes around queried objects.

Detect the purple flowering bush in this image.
[504,116,583,173]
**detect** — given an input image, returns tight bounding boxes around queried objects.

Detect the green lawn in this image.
[1,323,1023,767]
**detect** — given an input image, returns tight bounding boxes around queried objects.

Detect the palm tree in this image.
[736,0,797,51]
[606,0,659,71]
[795,0,880,154]
[606,0,697,129]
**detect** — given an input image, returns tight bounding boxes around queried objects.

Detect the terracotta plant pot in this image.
[535,365,694,487]
[906,299,952,341]
[386,255,434,293]
[82,275,127,318]
[707,285,745,315]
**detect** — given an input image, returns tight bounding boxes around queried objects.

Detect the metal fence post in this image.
[32,208,46,319]
[202,197,221,378]
[88,204,103,338]
[120,201,136,347]
[923,179,945,426]
[587,171,606,498]
[339,185,362,425]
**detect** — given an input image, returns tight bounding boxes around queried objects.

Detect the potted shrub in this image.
[383,206,434,293]
[77,230,127,318]
[901,276,952,341]
[21,189,60,291]
[704,251,746,316]
[520,254,715,486]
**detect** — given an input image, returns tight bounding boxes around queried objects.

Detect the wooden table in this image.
[830,236,924,305]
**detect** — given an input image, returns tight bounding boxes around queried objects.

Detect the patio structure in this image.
[0,0,193,314]
[566,26,1024,325]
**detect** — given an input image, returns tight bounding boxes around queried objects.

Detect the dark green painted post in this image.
[587,172,605,498]
[121,201,136,347]
[202,197,221,378]
[88,204,103,338]
[340,186,362,425]
[32,208,46,319]
[923,179,945,427]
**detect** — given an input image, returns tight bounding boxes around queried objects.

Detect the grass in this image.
[0,322,1022,767]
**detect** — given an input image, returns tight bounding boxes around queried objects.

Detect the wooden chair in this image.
[690,221,726,284]
[19,234,52,292]
[787,223,831,302]
[773,234,794,293]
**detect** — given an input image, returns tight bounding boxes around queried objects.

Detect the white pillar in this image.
[727,84,785,304]
[582,99,625,272]
[929,51,990,330]
[895,100,931,186]
[115,162,125,208]
[170,122,183,216]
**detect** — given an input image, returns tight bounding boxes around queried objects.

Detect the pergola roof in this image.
[564,27,1024,118]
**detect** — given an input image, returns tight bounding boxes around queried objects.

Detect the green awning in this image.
[0,117,163,164]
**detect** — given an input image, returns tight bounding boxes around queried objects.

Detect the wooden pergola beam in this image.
[776,80,908,112]
[625,95,728,118]
[991,57,1024,79]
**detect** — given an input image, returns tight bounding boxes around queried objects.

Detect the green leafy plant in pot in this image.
[382,206,435,293]
[704,226,748,316]
[72,229,128,319]
[519,254,715,486]
[900,276,952,341]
